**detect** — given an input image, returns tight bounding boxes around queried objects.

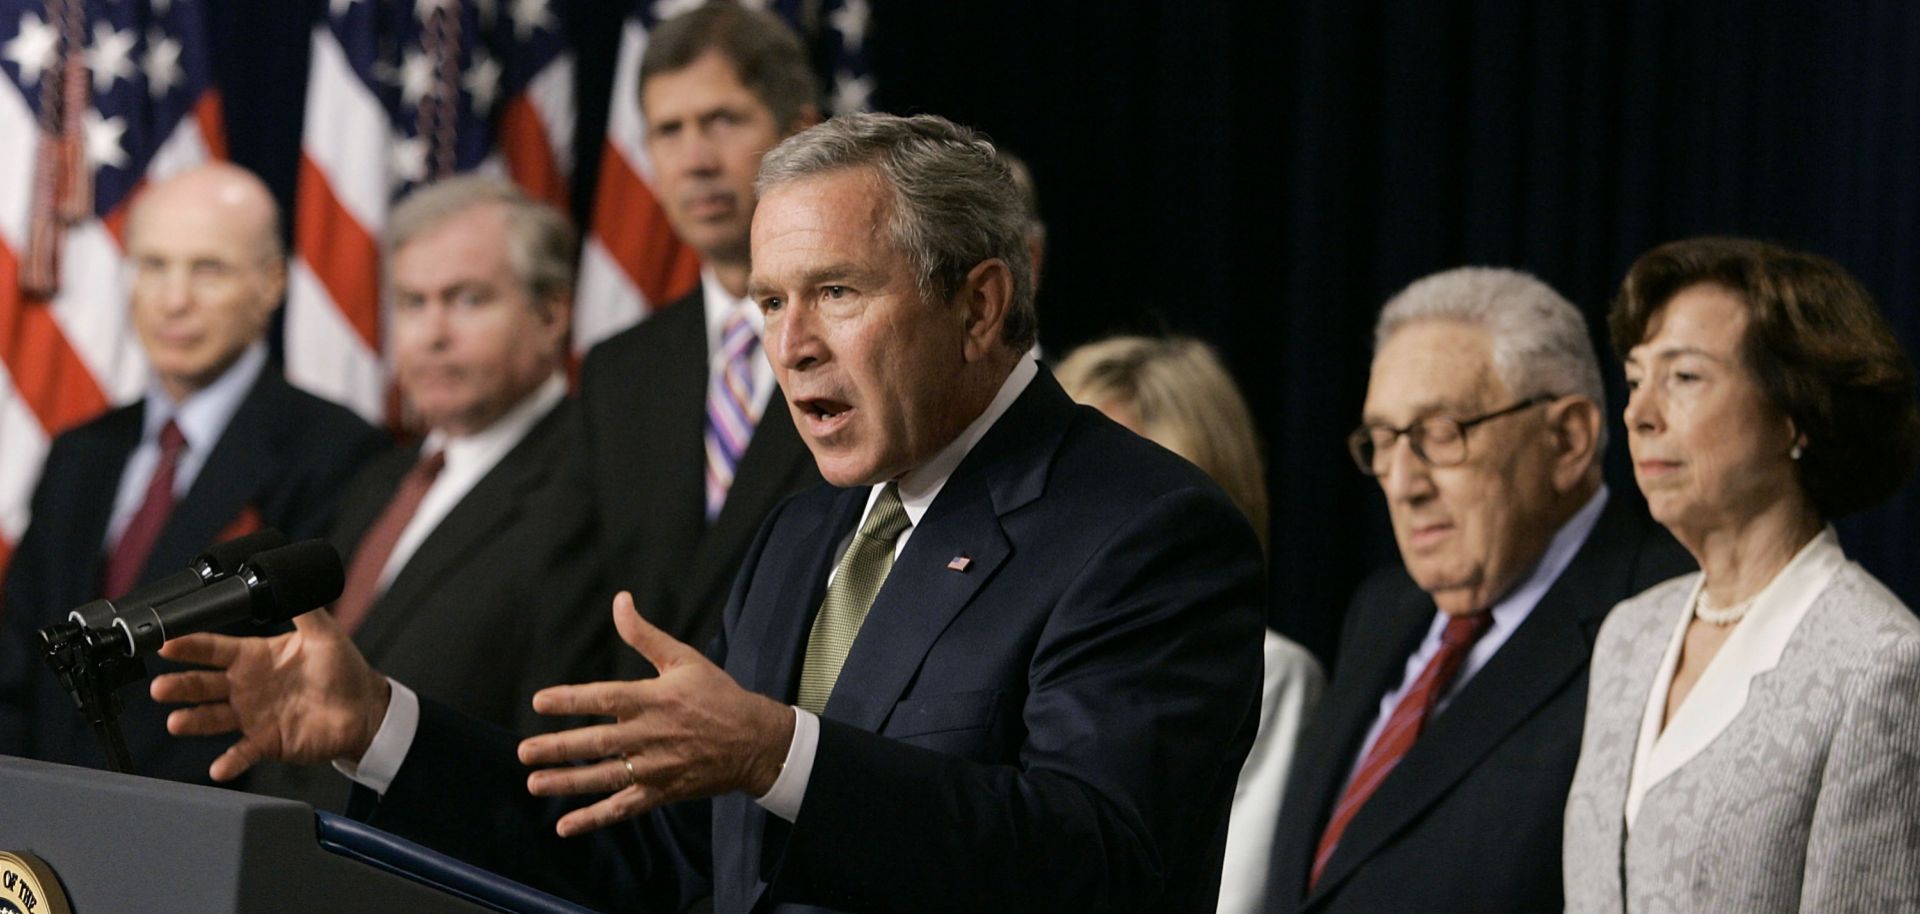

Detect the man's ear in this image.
[956,258,1013,362]
[537,290,574,352]
[790,103,823,133]
[1548,395,1603,492]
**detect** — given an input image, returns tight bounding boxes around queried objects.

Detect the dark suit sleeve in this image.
[771,487,1266,913]
[0,445,68,756]
[346,497,808,911]
[350,696,712,913]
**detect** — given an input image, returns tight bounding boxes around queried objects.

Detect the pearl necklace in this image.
[1693,587,1756,626]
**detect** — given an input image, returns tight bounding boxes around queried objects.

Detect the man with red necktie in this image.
[1261,268,1692,913]
[246,174,605,813]
[0,162,382,785]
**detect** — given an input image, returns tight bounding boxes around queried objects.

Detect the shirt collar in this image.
[143,342,269,453]
[1479,483,1610,630]
[701,268,763,354]
[420,372,567,467]
[880,353,1041,528]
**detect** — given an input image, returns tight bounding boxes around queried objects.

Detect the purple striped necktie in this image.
[705,306,764,521]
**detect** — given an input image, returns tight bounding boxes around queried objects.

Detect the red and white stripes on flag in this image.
[571,7,700,354]
[573,0,870,354]
[285,0,575,424]
[0,0,224,580]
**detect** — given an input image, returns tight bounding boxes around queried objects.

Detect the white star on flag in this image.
[829,0,869,53]
[145,31,183,98]
[390,136,428,184]
[330,0,360,19]
[3,13,58,87]
[414,0,460,25]
[510,0,554,42]
[651,0,704,22]
[465,51,502,110]
[83,108,129,169]
[832,73,873,114]
[399,49,434,107]
[88,24,137,93]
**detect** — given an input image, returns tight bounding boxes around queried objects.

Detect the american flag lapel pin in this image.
[946,554,972,572]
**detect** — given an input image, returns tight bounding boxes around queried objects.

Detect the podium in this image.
[0,755,595,914]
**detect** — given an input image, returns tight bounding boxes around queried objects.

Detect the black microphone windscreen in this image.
[245,540,346,622]
[199,528,290,577]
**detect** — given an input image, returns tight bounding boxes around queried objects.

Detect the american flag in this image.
[572,0,870,354]
[285,0,575,423]
[0,0,225,581]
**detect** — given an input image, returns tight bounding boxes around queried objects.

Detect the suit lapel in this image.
[1308,497,1644,900]
[746,488,866,704]
[147,373,288,580]
[690,391,815,619]
[1275,586,1431,905]
[70,405,146,590]
[818,373,1063,731]
[354,404,564,659]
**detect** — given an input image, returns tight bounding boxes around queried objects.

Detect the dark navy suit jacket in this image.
[352,368,1267,913]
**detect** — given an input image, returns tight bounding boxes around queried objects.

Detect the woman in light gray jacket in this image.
[1564,237,1920,913]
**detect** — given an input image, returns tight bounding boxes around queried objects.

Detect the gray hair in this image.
[755,113,1038,352]
[387,174,577,308]
[1375,266,1608,453]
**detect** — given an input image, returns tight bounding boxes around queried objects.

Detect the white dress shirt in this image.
[1623,526,1844,827]
[104,342,269,546]
[346,355,1042,811]
[1338,485,1610,794]
[375,373,567,589]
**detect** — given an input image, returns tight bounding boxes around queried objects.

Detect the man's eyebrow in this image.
[1362,397,1481,425]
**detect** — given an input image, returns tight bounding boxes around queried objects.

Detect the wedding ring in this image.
[620,754,640,788]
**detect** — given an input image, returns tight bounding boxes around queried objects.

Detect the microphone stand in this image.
[39,622,144,774]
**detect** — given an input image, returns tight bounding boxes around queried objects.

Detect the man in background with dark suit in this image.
[0,162,383,784]
[1264,268,1692,913]
[249,175,603,811]
[576,2,823,661]
[153,113,1266,913]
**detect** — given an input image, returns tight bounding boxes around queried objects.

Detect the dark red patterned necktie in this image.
[329,450,446,635]
[103,420,187,600]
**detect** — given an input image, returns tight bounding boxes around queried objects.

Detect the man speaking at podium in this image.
[153,113,1264,913]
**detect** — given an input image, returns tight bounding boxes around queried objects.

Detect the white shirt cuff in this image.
[754,706,818,822]
[332,679,419,796]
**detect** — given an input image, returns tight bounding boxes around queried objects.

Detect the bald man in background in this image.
[0,162,383,786]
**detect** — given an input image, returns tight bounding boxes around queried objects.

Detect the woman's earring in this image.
[1790,443,1804,461]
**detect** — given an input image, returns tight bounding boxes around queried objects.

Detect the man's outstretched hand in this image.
[151,607,391,782]
[518,592,795,837]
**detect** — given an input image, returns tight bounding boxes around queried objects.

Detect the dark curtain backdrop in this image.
[205,1,1920,667]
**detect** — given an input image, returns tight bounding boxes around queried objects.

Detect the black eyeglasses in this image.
[1347,395,1559,476]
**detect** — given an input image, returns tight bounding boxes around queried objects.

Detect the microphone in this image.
[110,539,345,658]
[67,528,290,630]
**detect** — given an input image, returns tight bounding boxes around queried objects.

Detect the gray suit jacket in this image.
[1564,562,1920,913]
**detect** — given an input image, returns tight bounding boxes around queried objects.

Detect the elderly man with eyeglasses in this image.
[1260,267,1692,914]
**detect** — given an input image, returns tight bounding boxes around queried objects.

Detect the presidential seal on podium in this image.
[0,852,70,914]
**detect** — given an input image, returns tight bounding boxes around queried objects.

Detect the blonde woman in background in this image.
[1057,335,1325,914]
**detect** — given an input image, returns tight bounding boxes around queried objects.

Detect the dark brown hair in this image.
[639,2,817,132]
[1611,236,1920,518]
